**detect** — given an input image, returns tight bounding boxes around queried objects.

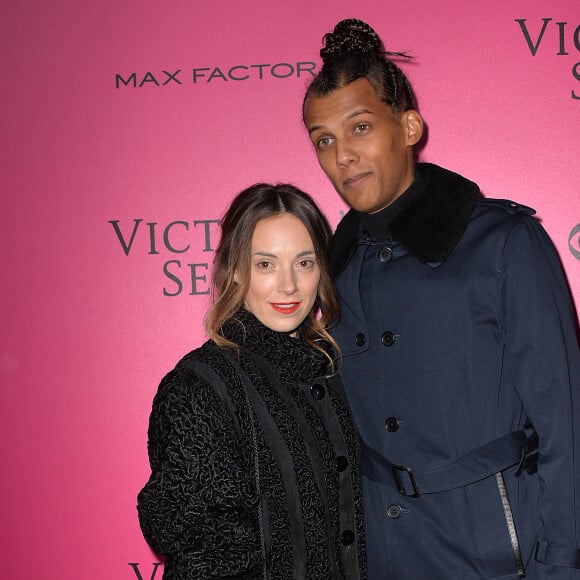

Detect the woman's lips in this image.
[271,302,301,314]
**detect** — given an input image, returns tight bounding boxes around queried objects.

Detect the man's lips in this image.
[344,172,371,187]
[271,302,301,314]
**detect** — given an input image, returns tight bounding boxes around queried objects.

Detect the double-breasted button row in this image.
[381,331,396,346]
[385,417,400,432]
[310,383,326,400]
[387,504,403,519]
[378,247,393,262]
[355,332,398,347]
[341,530,355,545]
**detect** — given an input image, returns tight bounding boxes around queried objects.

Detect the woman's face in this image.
[242,213,321,335]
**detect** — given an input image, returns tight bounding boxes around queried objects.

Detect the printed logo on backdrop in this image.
[515,17,580,99]
[109,211,345,297]
[570,223,580,260]
[115,61,317,89]
[128,563,162,579]
[109,217,220,296]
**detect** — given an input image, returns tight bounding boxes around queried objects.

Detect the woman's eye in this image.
[256,261,272,270]
[298,259,315,268]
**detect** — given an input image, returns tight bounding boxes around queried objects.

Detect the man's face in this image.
[304,78,422,214]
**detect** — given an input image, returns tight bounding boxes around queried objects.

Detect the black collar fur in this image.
[330,163,481,277]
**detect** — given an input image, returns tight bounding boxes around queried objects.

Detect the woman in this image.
[137,183,366,579]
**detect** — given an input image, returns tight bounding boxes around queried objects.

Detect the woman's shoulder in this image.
[153,340,229,399]
[159,340,245,400]
[175,339,228,371]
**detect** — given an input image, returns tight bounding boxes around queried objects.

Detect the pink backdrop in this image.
[1,0,578,578]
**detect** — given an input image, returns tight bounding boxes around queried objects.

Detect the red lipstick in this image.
[271,302,301,314]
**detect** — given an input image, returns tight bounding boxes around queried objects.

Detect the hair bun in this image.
[320,19,383,61]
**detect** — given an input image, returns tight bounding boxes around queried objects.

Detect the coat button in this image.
[385,417,400,432]
[379,247,393,262]
[387,504,402,519]
[336,455,348,472]
[310,383,326,400]
[381,331,396,346]
[355,333,366,347]
[341,530,355,545]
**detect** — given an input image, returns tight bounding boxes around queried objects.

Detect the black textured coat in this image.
[138,310,366,579]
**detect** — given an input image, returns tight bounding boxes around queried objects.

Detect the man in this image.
[303,18,580,579]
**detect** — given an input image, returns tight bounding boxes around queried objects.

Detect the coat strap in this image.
[186,357,270,580]
[362,431,527,496]
[535,541,580,568]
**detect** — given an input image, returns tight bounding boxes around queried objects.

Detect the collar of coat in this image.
[330,162,481,277]
[221,308,329,381]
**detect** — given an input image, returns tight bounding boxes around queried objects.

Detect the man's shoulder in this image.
[475,197,536,217]
[330,210,361,278]
[334,208,360,237]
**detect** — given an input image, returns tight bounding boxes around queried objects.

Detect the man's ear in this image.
[404,110,424,146]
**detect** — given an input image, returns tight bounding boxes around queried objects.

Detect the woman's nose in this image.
[278,268,298,294]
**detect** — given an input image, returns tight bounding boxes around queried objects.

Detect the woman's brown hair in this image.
[205,183,340,367]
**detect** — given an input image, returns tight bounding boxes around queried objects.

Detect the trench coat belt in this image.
[362,431,527,497]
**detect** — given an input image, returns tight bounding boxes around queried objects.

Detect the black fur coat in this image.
[138,309,366,579]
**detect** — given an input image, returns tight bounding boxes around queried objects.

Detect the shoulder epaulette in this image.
[480,198,536,216]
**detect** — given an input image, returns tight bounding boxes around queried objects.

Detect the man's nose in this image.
[336,139,358,168]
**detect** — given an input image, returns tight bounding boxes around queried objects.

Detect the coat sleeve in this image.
[136,362,262,575]
[501,213,580,577]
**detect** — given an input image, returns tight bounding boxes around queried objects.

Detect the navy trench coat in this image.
[331,163,580,579]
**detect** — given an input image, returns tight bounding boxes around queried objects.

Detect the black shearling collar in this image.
[330,163,481,277]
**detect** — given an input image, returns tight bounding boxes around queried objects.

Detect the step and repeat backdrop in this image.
[1,0,578,578]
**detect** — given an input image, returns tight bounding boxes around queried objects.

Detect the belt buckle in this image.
[391,463,420,497]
